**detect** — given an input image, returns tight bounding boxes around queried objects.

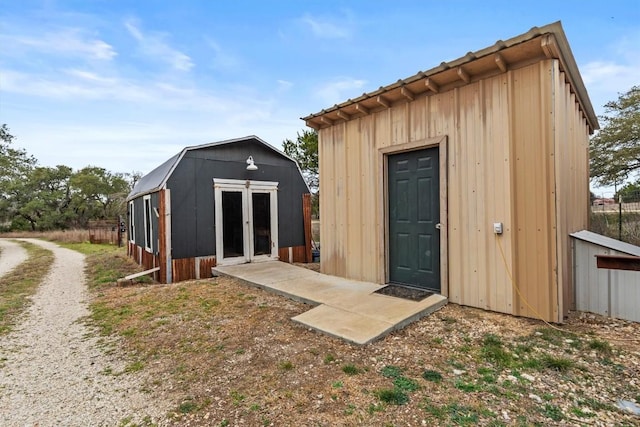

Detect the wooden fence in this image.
[88,219,123,245]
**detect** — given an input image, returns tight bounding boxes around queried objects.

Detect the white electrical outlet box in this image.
[493,222,503,234]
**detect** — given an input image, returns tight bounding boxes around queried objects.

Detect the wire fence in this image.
[591,191,640,246]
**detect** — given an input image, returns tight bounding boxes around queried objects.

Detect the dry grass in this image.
[0,240,54,335]
[0,229,90,244]
[80,248,640,426]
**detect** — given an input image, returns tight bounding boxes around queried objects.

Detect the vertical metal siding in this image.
[166,141,308,259]
[573,239,640,322]
[553,65,590,316]
[319,59,589,321]
[510,62,558,322]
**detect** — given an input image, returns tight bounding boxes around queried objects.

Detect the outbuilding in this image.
[302,22,598,323]
[126,136,311,283]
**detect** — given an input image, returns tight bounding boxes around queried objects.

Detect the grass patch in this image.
[82,245,151,291]
[125,360,144,373]
[423,400,496,425]
[422,369,443,383]
[342,364,360,375]
[541,354,575,372]
[279,360,294,371]
[0,240,54,335]
[588,338,612,354]
[480,333,513,368]
[380,365,403,378]
[454,379,482,393]
[393,376,420,392]
[177,399,199,414]
[374,387,409,405]
[541,403,563,421]
[323,354,335,364]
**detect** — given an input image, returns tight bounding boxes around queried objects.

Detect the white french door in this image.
[214,179,279,266]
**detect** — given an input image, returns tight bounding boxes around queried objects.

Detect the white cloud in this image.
[277,80,293,91]
[299,13,353,39]
[314,77,367,105]
[205,38,240,70]
[1,28,116,60]
[580,31,640,115]
[124,18,193,71]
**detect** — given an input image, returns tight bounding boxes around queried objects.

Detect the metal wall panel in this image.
[318,59,591,322]
[166,139,308,259]
[573,238,640,322]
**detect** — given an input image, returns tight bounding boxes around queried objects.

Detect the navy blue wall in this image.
[165,139,309,259]
[129,192,159,254]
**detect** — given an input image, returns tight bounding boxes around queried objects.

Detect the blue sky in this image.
[1,1,638,191]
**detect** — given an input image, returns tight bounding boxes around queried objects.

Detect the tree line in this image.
[0,124,140,231]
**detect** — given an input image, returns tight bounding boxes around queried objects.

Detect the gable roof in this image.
[127,135,299,200]
[302,21,598,133]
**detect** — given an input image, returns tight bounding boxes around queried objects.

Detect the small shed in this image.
[126,136,311,283]
[571,230,640,323]
[302,22,598,323]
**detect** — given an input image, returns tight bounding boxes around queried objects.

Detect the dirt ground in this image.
[91,270,640,427]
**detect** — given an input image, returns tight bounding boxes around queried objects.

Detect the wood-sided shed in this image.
[302,22,598,323]
[126,136,311,283]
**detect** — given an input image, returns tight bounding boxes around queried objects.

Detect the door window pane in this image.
[252,193,271,256]
[222,192,244,257]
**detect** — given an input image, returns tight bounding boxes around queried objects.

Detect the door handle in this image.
[435,223,442,230]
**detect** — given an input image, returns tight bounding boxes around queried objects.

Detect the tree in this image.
[283,129,318,193]
[283,129,319,217]
[69,166,131,227]
[615,180,640,203]
[0,125,37,228]
[590,86,640,187]
[12,166,73,231]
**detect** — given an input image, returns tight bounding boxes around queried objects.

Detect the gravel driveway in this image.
[0,239,28,277]
[0,239,170,426]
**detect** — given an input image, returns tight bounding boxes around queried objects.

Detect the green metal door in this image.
[388,147,440,291]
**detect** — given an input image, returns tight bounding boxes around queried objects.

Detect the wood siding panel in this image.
[172,258,195,282]
[292,245,307,263]
[278,247,290,263]
[198,256,216,279]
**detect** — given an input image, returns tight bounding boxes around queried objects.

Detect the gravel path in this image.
[0,239,170,426]
[0,239,28,277]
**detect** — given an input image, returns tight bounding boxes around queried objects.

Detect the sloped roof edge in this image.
[302,21,598,133]
[127,135,303,200]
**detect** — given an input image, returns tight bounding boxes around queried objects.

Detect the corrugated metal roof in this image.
[302,21,598,133]
[127,135,302,200]
[570,230,640,256]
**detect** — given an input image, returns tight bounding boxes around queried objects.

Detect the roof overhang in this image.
[302,22,598,134]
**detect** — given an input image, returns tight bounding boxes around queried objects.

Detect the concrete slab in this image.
[292,305,394,345]
[213,261,447,344]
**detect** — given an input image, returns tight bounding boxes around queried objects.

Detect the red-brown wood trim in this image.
[596,254,640,272]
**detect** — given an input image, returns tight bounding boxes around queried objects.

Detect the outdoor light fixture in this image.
[246,156,258,171]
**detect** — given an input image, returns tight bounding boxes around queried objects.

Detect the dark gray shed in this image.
[126,136,311,283]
